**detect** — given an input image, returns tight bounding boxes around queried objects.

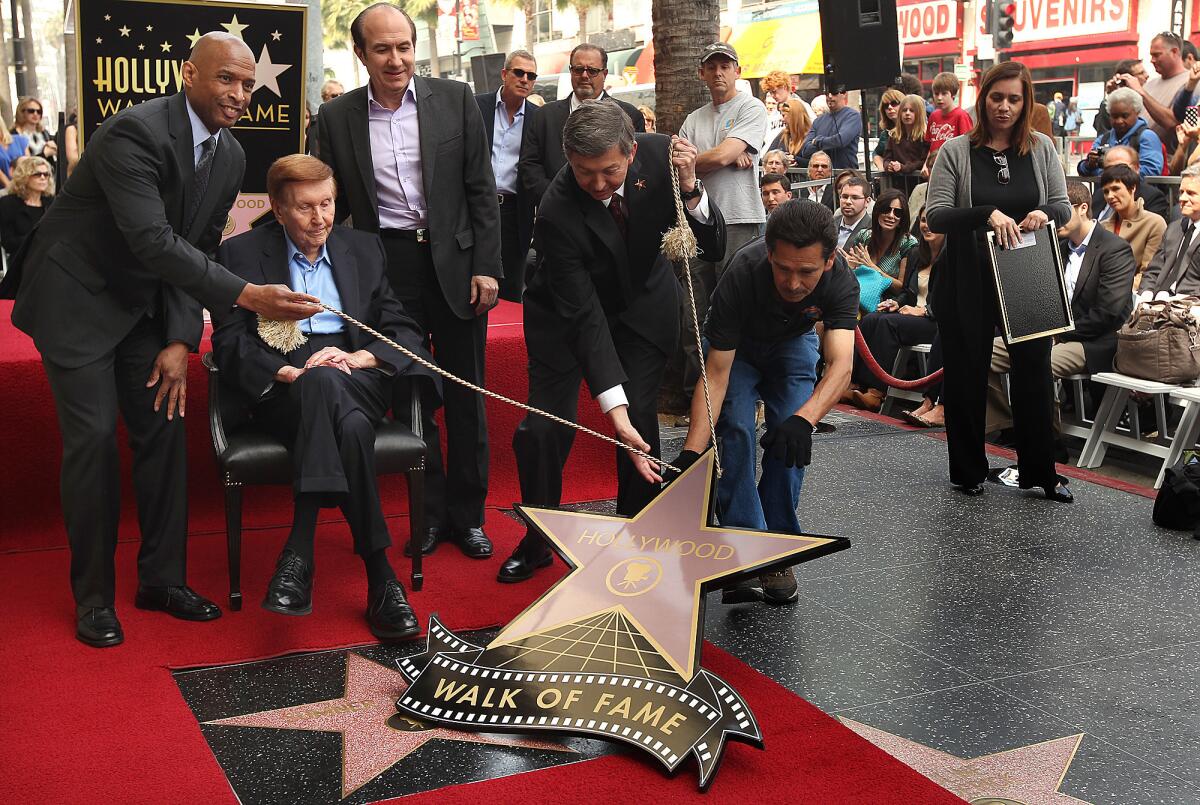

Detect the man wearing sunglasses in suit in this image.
[476,50,541,302]
[518,43,645,206]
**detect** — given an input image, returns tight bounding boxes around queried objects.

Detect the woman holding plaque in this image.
[925,62,1073,502]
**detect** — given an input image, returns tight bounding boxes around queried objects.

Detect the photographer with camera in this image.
[1078,87,1164,179]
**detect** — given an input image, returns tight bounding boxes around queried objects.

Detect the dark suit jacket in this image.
[210,221,435,401]
[524,133,725,395]
[2,92,246,368]
[1091,181,1172,223]
[1140,216,1200,297]
[315,77,502,320]
[1058,225,1137,373]
[517,93,646,206]
[475,89,538,256]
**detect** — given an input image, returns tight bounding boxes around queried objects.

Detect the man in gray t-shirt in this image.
[666,42,768,417]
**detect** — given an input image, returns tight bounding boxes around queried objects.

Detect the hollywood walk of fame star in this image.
[221,14,248,39]
[841,718,1089,804]
[271,30,282,41]
[160,41,172,53]
[118,25,130,37]
[495,450,846,680]
[207,653,573,798]
[252,45,291,98]
[185,28,203,49]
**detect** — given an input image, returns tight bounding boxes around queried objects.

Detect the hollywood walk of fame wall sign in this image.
[76,0,306,235]
[395,451,850,788]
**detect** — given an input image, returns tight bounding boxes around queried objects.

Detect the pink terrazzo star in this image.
[207,652,573,798]
[841,717,1089,804]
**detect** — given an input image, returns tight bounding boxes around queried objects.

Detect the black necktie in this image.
[186,135,217,230]
[1167,221,1195,293]
[608,193,627,239]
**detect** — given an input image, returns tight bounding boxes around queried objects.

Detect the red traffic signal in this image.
[993,1,1017,49]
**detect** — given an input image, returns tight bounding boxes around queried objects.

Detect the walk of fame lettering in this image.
[395,451,850,788]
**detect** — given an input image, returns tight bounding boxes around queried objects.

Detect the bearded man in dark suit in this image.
[517,43,645,206]
[499,99,726,583]
[317,3,502,561]
[0,33,320,648]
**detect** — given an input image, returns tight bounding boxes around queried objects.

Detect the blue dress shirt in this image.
[286,237,344,335]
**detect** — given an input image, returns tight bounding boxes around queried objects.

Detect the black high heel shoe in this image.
[954,483,985,496]
[1042,476,1073,503]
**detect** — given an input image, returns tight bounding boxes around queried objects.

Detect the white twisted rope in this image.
[662,161,722,478]
[314,303,681,475]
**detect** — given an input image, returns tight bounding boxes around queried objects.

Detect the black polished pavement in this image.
[662,409,1200,804]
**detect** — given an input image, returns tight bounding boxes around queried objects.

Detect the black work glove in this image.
[666,449,702,484]
[759,415,814,468]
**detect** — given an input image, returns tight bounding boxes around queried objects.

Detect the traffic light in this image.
[992,2,1016,50]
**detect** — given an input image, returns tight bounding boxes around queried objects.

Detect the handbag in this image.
[853,265,895,313]
[1153,453,1200,537]
[1114,297,1200,384]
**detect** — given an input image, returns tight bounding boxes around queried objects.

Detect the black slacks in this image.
[254,333,393,556]
[514,321,666,521]
[939,282,1057,488]
[42,314,188,608]
[381,234,488,530]
[853,310,939,392]
[497,197,526,303]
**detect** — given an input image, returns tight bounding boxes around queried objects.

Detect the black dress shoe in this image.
[452,527,493,559]
[954,483,985,496]
[404,527,443,557]
[497,543,553,583]
[262,549,313,616]
[366,579,420,641]
[135,585,221,621]
[76,607,123,648]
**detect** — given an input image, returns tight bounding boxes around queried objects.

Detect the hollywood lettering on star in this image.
[77,0,306,194]
[395,451,850,787]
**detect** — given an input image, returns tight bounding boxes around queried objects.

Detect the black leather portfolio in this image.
[986,228,1075,343]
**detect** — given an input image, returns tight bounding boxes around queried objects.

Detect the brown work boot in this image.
[760,568,798,605]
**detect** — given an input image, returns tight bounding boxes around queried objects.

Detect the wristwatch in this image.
[680,179,704,202]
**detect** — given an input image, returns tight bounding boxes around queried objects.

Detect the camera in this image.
[1092,145,1108,161]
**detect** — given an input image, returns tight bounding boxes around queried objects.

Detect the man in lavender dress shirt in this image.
[317,3,502,561]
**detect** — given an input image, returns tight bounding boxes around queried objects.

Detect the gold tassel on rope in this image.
[257,315,307,353]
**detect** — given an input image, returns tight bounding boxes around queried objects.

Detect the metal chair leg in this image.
[406,469,425,592]
[224,484,244,611]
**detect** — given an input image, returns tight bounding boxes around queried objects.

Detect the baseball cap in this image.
[700,42,738,65]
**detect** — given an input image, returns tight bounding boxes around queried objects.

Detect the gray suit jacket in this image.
[833,211,870,246]
[1,92,246,368]
[1139,217,1200,297]
[316,77,502,320]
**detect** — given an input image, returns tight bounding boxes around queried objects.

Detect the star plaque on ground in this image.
[395,450,849,787]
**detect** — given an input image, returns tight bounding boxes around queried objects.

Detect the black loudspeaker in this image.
[818,0,901,92]
[471,53,507,94]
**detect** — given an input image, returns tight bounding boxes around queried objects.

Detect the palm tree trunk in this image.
[19,0,39,99]
[651,0,717,135]
[63,0,78,118]
[576,6,587,41]
[0,3,13,123]
[424,13,441,77]
[523,0,537,49]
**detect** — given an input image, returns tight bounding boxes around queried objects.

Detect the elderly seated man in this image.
[211,154,436,641]
[1139,165,1200,301]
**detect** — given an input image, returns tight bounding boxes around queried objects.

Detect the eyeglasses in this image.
[840,194,865,202]
[510,67,538,80]
[25,107,42,115]
[31,171,50,178]
[569,65,603,77]
[993,151,1010,185]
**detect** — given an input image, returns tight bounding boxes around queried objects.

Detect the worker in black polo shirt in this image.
[673,199,859,604]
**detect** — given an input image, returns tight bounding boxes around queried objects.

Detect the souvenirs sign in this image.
[76,0,306,235]
[395,451,850,787]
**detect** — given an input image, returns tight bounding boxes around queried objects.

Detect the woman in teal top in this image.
[843,189,918,293]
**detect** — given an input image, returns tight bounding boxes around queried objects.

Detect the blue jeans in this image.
[716,331,819,533]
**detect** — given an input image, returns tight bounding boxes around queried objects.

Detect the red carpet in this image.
[0,300,614,550]
[0,508,960,804]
